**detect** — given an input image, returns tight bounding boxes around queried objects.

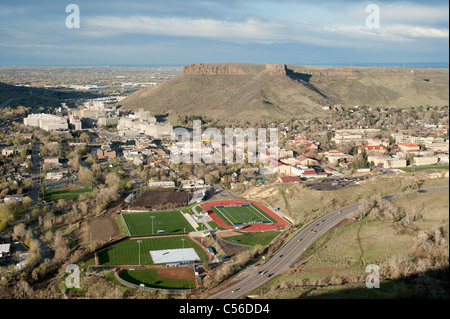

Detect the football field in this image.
[210,203,278,227]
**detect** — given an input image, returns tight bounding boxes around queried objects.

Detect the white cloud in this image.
[84,16,282,43]
[325,24,449,41]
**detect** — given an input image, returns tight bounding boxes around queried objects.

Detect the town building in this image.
[23,114,68,131]
[148,181,176,188]
[413,156,439,166]
[398,143,420,153]
[367,156,407,168]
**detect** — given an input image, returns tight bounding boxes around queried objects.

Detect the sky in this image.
[0,0,448,66]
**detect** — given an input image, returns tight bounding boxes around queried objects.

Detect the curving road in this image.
[208,186,449,299]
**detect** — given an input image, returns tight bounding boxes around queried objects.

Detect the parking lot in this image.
[305,175,372,191]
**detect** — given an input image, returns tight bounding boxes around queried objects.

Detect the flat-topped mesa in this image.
[264,63,288,75]
[182,63,288,76]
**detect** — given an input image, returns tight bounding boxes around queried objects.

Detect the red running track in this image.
[200,200,289,232]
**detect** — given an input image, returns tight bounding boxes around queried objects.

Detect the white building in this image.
[24,114,68,131]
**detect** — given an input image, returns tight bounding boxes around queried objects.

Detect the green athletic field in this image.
[43,187,92,201]
[97,236,208,266]
[121,210,195,236]
[118,269,196,290]
[210,204,278,227]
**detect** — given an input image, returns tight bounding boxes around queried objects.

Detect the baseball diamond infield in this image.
[200,200,289,231]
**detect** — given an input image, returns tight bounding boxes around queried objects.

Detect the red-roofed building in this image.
[301,170,318,179]
[278,176,301,183]
[358,145,387,155]
[398,143,420,152]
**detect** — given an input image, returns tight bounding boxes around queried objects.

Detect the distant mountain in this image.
[119,62,449,124]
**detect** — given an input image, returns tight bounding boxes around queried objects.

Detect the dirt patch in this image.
[128,190,192,211]
[75,202,123,246]
[218,231,244,238]
[158,267,194,280]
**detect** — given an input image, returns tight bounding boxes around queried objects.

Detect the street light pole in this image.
[150,216,155,235]
[181,238,185,265]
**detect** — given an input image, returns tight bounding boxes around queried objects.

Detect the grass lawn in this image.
[222,231,281,247]
[118,269,195,290]
[121,210,195,236]
[400,165,449,173]
[97,236,208,266]
[44,187,92,201]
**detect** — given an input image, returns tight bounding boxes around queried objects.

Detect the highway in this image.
[209,186,449,299]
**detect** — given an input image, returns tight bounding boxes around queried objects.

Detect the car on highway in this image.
[231,288,240,293]
[260,271,267,275]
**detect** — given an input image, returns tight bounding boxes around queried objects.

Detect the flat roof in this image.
[0,244,11,253]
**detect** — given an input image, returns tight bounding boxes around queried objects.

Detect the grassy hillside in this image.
[119,63,449,124]
[251,191,449,299]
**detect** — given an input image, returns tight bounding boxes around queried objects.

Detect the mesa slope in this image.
[119,62,449,123]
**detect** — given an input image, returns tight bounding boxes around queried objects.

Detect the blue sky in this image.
[0,0,448,66]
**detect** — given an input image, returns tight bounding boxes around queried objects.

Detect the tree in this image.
[79,132,91,144]
[13,223,27,241]
[78,166,96,187]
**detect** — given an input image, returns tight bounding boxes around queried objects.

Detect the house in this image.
[398,143,420,153]
[1,147,16,157]
[278,176,301,183]
[0,243,11,259]
[3,195,23,203]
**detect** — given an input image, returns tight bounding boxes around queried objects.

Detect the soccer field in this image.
[97,236,208,266]
[122,210,195,236]
[118,269,196,290]
[210,203,278,227]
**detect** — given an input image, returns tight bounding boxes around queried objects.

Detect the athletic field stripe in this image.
[214,206,237,225]
[249,204,273,223]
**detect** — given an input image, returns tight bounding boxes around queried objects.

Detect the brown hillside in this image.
[119,62,449,123]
